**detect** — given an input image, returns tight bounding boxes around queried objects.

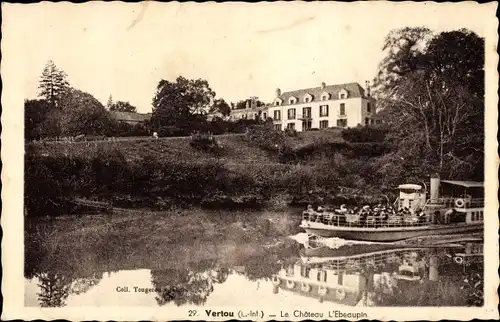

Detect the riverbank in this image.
[25,126,392,217]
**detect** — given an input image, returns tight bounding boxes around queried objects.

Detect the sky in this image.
[3,2,494,113]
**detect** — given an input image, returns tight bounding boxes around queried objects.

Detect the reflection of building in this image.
[268,81,380,132]
[272,259,366,306]
[271,246,468,306]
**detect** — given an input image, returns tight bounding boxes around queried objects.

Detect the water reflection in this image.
[272,239,483,306]
[25,214,483,307]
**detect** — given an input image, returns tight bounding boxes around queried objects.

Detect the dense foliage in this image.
[109,101,137,113]
[373,28,484,183]
[151,76,216,128]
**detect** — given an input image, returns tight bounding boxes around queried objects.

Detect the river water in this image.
[24,209,483,308]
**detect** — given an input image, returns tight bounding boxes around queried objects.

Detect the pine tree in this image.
[106,95,114,110]
[38,60,70,108]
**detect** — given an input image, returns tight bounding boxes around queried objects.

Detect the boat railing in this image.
[302,211,431,228]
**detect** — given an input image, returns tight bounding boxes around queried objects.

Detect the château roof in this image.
[277,82,366,105]
[109,111,152,122]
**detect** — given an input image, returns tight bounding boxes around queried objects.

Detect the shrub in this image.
[189,132,222,153]
[157,126,187,137]
[341,125,389,143]
[245,124,285,151]
[284,127,298,137]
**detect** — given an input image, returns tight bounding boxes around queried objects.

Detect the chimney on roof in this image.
[365,80,371,97]
[321,82,326,89]
[276,88,281,97]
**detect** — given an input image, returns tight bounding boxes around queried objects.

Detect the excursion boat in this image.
[300,176,484,242]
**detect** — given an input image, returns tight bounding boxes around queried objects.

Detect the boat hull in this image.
[301,222,483,242]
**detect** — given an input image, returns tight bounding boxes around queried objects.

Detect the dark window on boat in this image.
[450,211,467,224]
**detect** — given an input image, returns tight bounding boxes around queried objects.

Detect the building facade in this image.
[227,98,269,122]
[267,81,379,132]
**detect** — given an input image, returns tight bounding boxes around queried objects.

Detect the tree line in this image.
[25,60,260,140]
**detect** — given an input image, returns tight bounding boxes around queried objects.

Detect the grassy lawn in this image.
[27,129,343,164]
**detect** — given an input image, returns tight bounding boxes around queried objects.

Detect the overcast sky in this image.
[3,2,494,113]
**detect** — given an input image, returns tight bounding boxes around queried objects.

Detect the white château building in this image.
[267,81,380,131]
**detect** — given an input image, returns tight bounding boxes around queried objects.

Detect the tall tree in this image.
[151,76,215,128]
[58,88,112,136]
[209,98,231,117]
[374,28,484,181]
[372,27,433,100]
[38,60,70,107]
[106,95,113,109]
[109,101,137,113]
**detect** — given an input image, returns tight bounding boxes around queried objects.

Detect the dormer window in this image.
[289,96,297,105]
[321,91,330,101]
[338,89,348,99]
[305,97,310,103]
[303,93,313,103]
[275,98,283,106]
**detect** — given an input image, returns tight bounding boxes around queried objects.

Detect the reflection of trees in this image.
[243,240,301,281]
[34,271,103,307]
[69,273,103,295]
[151,265,230,306]
[36,272,71,307]
[26,221,104,307]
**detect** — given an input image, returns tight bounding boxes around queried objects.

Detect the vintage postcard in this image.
[2,1,499,321]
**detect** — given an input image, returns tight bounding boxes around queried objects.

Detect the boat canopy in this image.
[440,180,483,188]
[397,184,422,190]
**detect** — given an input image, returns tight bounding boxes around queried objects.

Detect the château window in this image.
[305,97,310,103]
[339,103,346,116]
[276,101,281,106]
[320,105,329,117]
[322,95,328,101]
[367,102,372,113]
[287,123,295,130]
[340,93,346,99]
[274,124,281,131]
[320,120,329,129]
[302,107,311,118]
[288,108,296,120]
[289,98,296,104]
[273,110,281,121]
